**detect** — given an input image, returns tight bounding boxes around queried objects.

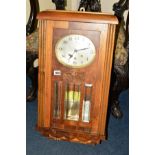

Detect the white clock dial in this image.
[55,34,96,68]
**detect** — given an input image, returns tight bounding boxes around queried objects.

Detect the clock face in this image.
[55,34,96,68]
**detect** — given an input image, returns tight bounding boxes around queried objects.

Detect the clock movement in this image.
[36,10,118,144]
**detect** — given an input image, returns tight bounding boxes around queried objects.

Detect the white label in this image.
[53,70,61,76]
[85,83,93,87]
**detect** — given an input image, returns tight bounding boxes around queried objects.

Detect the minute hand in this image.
[74,48,89,52]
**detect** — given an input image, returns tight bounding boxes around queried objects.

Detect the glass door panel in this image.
[64,83,81,121]
[82,83,93,122]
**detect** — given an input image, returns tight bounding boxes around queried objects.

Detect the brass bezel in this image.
[55,34,96,68]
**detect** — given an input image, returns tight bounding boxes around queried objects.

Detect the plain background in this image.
[0,0,155,154]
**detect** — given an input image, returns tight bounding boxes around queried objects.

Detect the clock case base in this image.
[36,125,106,144]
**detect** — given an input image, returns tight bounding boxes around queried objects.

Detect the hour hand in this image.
[68,50,77,60]
[68,53,73,59]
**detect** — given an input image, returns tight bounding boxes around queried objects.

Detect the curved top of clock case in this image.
[37,10,118,25]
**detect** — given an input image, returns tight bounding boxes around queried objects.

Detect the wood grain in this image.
[37,11,118,144]
[37,10,118,24]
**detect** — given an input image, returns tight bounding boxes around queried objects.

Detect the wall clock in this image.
[36,10,118,144]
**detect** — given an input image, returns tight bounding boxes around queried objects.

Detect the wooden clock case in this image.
[36,10,118,144]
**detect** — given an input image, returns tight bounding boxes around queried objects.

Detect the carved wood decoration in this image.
[26,0,39,101]
[113,0,129,21]
[109,0,129,118]
[78,0,101,12]
[26,0,65,101]
[36,10,118,144]
[26,0,39,36]
[52,0,66,10]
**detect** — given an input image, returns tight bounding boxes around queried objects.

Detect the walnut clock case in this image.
[36,10,118,144]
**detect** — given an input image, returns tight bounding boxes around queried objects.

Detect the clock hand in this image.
[68,49,78,60]
[68,48,90,60]
[74,48,89,52]
[68,53,73,59]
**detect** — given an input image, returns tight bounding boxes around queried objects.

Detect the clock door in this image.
[50,22,108,135]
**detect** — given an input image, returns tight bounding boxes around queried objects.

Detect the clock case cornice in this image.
[37,10,118,25]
